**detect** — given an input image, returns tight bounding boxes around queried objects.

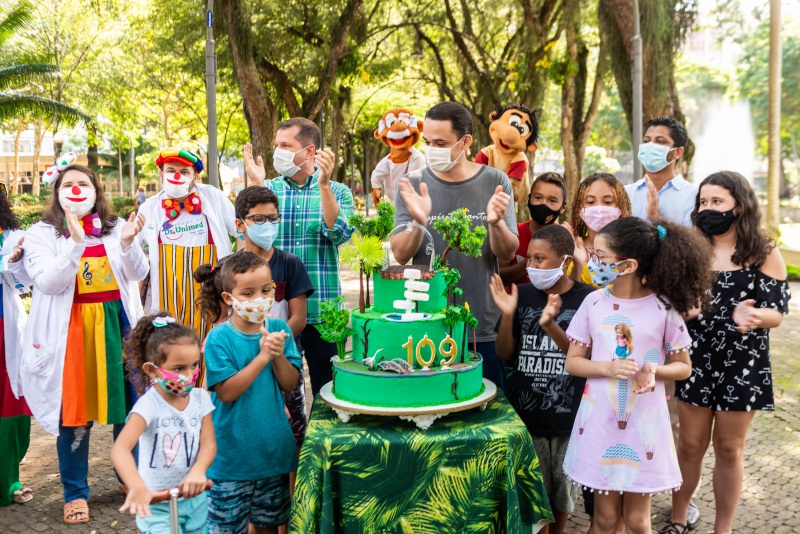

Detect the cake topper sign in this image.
[386,268,431,322]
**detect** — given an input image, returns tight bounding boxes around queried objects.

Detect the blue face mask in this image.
[242,220,279,250]
[587,255,627,287]
[637,142,677,173]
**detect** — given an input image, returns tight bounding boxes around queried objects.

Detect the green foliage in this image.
[787,264,800,282]
[432,255,446,273]
[340,234,384,273]
[348,201,395,241]
[314,296,354,360]
[442,268,461,290]
[432,209,487,263]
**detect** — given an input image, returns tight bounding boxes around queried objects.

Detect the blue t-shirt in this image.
[204,318,302,481]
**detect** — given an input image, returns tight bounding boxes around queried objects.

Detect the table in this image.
[289,392,554,533]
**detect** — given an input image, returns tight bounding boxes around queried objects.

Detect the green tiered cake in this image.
[330,264,485,408]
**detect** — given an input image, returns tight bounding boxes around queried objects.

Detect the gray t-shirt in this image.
[394,165,518,342]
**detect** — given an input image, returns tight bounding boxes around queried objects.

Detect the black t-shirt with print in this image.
[508,281,596,437]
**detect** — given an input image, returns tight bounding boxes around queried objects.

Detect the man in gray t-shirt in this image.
[391,101,518,392]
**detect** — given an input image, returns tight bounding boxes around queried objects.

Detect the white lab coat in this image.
[19,219,148,435]
[137,184,237,314]
[2,229,31,400]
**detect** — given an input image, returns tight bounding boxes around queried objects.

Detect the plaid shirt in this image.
[264,169,355,323]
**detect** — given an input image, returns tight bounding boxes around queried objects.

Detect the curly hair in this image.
[488,103,539,146]
[598,217,715,314]
[125,312,200,395]
[0,186,20,231]
[692,171,774,267]
[569,173,632,238]
[41,165,118,238]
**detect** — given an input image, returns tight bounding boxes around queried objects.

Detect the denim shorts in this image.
[135,493,208,534]
[207,475,290,533]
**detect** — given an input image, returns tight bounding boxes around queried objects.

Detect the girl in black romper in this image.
[660,172,790,534]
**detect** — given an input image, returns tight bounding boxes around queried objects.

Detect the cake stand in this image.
[319,379,497,430]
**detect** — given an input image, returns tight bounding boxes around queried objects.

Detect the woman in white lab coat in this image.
[19,164,148,524]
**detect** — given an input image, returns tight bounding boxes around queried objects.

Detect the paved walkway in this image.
[1,274,799,533]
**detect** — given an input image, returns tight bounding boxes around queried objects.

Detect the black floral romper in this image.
[676,265,790,412]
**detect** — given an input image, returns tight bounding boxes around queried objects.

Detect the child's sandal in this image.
[658,522,688,534]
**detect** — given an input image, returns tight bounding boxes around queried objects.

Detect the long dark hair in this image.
[0,186,20,231]
[599,217,715,314]
[569,173,632,238]
[691,171,773,267]
[41,164,117,237]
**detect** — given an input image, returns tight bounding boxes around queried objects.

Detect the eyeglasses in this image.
[588,250,628,264]
[244,213,281,224]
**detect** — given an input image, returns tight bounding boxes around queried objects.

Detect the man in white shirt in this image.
[626,117,697,227]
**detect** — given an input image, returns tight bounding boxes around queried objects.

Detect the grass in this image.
[787,264,800,282]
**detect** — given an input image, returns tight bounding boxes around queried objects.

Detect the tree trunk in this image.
[12,119,24,196]
[599,0,696,170]
[221,0,277,161]
[358,262,365,313]
[331,88,349,179]
[87,126,99,168]
[32,120,44,196]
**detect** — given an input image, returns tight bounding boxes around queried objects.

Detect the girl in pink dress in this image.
[563,217,716,534]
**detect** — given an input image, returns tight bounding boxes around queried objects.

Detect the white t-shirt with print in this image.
[159,210,210,247]
[130,387,214,491]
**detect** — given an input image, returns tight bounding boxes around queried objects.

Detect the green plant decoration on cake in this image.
[441,267,464,308]
[460,302,479,362]
[432,208,487,265]
[340,234,384,313]
[315,296,354,360]
[348,201,395,242]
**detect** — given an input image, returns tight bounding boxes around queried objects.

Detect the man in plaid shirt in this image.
[244,117,355,396]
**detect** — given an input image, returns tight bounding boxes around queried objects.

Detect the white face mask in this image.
[231,296,274,324]
[526,256,567,291]
[273,146,310,177]
[162,170,194,199]
[425,136,465,173]
[59,186,96,217]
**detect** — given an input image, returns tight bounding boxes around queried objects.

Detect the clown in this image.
[475,103,539,203]
[371,108,425,205]
[137,149,237,364]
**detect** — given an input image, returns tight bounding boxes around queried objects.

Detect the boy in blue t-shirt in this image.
[204,251,301,534]
[490,225,594,534]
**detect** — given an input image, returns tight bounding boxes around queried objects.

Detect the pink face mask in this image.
[153,366,200,398]
[579,206,622,232]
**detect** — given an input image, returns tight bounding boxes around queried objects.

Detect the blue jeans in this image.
[57,422,136,502]
[476,341,507,393]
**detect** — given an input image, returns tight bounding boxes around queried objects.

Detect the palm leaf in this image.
[0,92,92,125]
[0,64,59,91]
[0,1,33,49]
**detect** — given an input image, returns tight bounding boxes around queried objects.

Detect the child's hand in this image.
[560,221,587,266]
[489,274,517,317]
[119,484,155,518]
[606,358,638,380]
[540,294,562,327]
[633,362,657,394]
[180,469,208,499]
[259,328,290,361]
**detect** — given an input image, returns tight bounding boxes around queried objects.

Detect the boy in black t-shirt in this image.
[490,225,595,534]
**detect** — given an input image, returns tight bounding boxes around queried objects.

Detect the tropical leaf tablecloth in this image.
[290,392,554,533]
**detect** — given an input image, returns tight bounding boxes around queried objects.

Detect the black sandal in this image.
[658,523,689,534]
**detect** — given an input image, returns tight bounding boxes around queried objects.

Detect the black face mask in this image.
[696,208,738,236]
[528,202,562,226]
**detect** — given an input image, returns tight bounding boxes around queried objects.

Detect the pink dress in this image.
[563,288,691,494]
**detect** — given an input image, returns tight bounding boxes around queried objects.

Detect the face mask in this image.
[580,206,621,232]
[425,136,465,173]
[231,295,274,323]
[587,255,627,287]
[526,256,567,290]
[637,142,677,173]
[59,186,96,217]
[696,208,737,236]
[153,366,200,398]
[273,146,309,177]
[241,220,279,250]
[528,202,562,226]
[162,171,193,199]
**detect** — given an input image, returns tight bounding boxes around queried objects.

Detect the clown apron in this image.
[157,211,217,387]
[62,238,131,427]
